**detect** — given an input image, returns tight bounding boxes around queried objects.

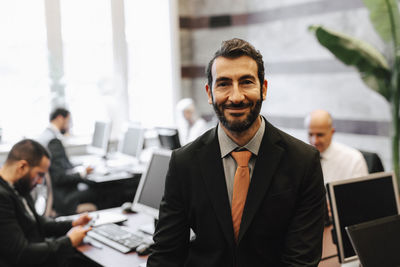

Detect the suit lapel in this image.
[238,120,284,242]
[196,128,236,246]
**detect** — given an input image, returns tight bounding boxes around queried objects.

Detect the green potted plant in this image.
[309,0,400,182]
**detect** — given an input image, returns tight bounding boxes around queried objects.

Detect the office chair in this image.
[156,128,181,150]
[38,173,96,216]
[31,173,56,217]
[359,150,384,173]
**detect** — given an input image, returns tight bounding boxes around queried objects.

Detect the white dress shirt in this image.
[320,141,369,183]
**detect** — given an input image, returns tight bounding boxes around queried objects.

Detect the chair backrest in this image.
[157,128,181,150]
[30,173,55,217]
[359,150,384,173]
[43,173,55,217]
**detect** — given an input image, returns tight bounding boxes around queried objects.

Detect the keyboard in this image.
[87,170,133,183]
[87,223,144,253]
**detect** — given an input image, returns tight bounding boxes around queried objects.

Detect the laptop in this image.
[346,214,400,267]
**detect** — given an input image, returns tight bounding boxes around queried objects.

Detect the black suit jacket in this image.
[0,177,74,267]
[47,138,88,214]
[148,120,326,267]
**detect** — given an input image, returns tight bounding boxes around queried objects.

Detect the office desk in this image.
[319,225,340,267]
[78,208,151,267]
[68,152,143,210]
[80,213,341,267]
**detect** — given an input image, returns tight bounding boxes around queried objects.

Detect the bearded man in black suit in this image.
[147,38,326,267]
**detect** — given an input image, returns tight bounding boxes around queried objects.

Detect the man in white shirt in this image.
[176,98,209,145]
[305,109,368,183]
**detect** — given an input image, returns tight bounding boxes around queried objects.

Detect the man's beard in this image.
[212,98,262,133]
[14,173,33,196]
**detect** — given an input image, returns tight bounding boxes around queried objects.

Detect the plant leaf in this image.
[309,25,391,101]
[362,0,400,47]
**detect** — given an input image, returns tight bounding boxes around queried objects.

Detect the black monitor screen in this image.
[133,151,171,218]
[328,173,399,262]
[346,214,400,267]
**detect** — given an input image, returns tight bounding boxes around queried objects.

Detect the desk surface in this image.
[80,211,341,267]
[319,225,340,267]
[78,208,151,267]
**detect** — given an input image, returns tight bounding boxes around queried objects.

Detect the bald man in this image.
[305,110,368,183]
[176,98,209,145]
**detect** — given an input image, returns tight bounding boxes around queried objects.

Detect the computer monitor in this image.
[157,128,181,150]
[118,126,144,159]
[346,214,400,267]
[131,150,171,219]
[327,172,400,263]
[91,121,112,154]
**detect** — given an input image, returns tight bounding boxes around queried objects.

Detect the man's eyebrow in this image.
[239,74,257,81]
[215,77,231,83]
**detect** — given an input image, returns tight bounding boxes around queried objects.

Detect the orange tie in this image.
[231,150,252,241]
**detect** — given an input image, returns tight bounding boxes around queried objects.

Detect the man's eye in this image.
[217,82,228,87]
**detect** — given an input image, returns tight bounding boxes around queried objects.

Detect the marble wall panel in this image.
[177,0,394,170]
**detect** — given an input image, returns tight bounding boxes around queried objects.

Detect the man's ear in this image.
[205,84,213,104]
[262,79,268,100]
[15,160,29,175]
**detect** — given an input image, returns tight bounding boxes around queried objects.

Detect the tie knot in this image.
[231,150,252,167]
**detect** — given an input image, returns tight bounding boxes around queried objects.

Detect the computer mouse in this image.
[136,243,152,256]
[121,202,133,213]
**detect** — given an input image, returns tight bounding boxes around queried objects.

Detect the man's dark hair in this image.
[206,38,265,93]
[50,108,70,122]
[6,139,50,167]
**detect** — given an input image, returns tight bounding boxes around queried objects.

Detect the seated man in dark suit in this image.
[0,139,98,267]
[38,108,97,215]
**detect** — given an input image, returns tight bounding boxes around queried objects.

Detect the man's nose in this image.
[230,83,245,103]
[310,135,318,145]
[36,176,45,185]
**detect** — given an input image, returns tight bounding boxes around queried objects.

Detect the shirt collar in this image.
[49,123,64,140]
[0,176,19,196]
[218,116,265,158]
[320,141,335,160]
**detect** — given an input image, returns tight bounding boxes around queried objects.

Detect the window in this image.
[125,0,180,128]
[60,0,114,136]
[0,1,49,142]
[0,0,180,144]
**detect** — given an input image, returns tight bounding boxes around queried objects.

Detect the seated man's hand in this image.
[72,213,92,227]
[67,226,91,247]
[86,166,94,175]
